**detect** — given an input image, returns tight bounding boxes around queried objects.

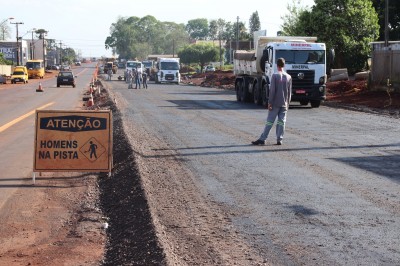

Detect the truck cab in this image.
[263,39,327,107]
[234,36,327,108]
[155,58,180,84]
[124,61,143,81]
[26,60,45,79]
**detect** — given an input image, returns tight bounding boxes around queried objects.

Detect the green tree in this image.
[216,19,227,65]
[178,43,219,71]
[105,16,189,60]
[280,0,311,36]
[0,53,12,65]
[208,20,218,43]
[282,0,379,73]
[61,47,76,64]
[249,11,261,36]
[186,18,209,40]
[372,0,400,41]
[311,0,379,72]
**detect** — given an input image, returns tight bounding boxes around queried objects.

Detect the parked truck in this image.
[155,57,180,84]
[142,60,155,80]
[103,61,118,74]
[124,60,143,81]
[234,36,327,108]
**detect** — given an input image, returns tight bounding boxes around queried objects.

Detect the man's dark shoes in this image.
[277,140,282,145]
[252,139,265,145]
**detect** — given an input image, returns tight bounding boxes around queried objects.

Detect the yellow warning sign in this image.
[34,110,112,172]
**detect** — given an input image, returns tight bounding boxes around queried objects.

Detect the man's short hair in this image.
[277,58,285,68]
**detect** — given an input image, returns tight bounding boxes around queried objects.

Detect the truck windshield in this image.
[276,50,325,64]
[26,62,42,69]
[126,62,140,68]
[160,62,179,70]
[142,62,152,68]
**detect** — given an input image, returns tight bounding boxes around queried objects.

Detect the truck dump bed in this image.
[234,50,258,75]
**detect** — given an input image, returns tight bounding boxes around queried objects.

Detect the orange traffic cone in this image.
[87,93,94,107]
[36,82,44,92]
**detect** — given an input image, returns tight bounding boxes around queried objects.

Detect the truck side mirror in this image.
[259,49,269,72]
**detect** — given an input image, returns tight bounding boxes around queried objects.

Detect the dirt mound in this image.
[326,79,400,110]
[182,70,235,89]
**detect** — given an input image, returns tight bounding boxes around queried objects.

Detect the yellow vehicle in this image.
[26,59,45,79]
[11,66,29,84]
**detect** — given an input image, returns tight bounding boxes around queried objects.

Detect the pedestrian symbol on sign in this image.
[80,137,105,162]
[87,141,98,159]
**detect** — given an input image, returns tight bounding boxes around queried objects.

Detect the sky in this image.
[1,0,315,58]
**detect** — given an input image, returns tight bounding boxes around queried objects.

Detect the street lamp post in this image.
[30,28,37,59]
[0,17,14,40]
[10,20,24,65]
[41,30,48,69]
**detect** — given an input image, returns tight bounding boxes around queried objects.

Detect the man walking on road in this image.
[252,58,292,146]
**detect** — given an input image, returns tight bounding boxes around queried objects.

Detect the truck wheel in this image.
[310,100,321,108]
[235,81,242,102]
[240,81,248,102]
[262,83,269,107]
[253,83,262,105]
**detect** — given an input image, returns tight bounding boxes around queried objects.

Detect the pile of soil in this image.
[326,80,400,110]
[182,70,235,90]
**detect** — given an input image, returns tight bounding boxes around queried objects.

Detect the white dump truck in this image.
[155,57,180,84]
[234,36,327,108]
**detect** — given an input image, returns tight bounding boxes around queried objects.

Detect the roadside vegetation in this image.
[103,0,400,75]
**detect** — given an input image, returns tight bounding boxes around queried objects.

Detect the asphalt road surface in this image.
[105,69,400,265]
[0,65,93,208]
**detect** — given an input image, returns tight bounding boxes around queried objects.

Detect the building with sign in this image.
[0,40,28,65]
[0,39,47,65]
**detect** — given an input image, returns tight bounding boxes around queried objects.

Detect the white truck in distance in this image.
[124,60,143,81]
[234,36,327,108]
[155,58,180,84]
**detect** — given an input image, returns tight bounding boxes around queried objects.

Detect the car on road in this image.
[0,75,6,84]
[11,66,29,84]
[204,65,216,72]
[61,65,71,71]
[57,71,76,87]
[75,61,81,66]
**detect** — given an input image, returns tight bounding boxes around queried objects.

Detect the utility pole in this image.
[10,21,24,65]
[40,30,48,68]
[385,0,389,47]
[31,28,36,59]
[236,16,239,51]
[59,40,63,65]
